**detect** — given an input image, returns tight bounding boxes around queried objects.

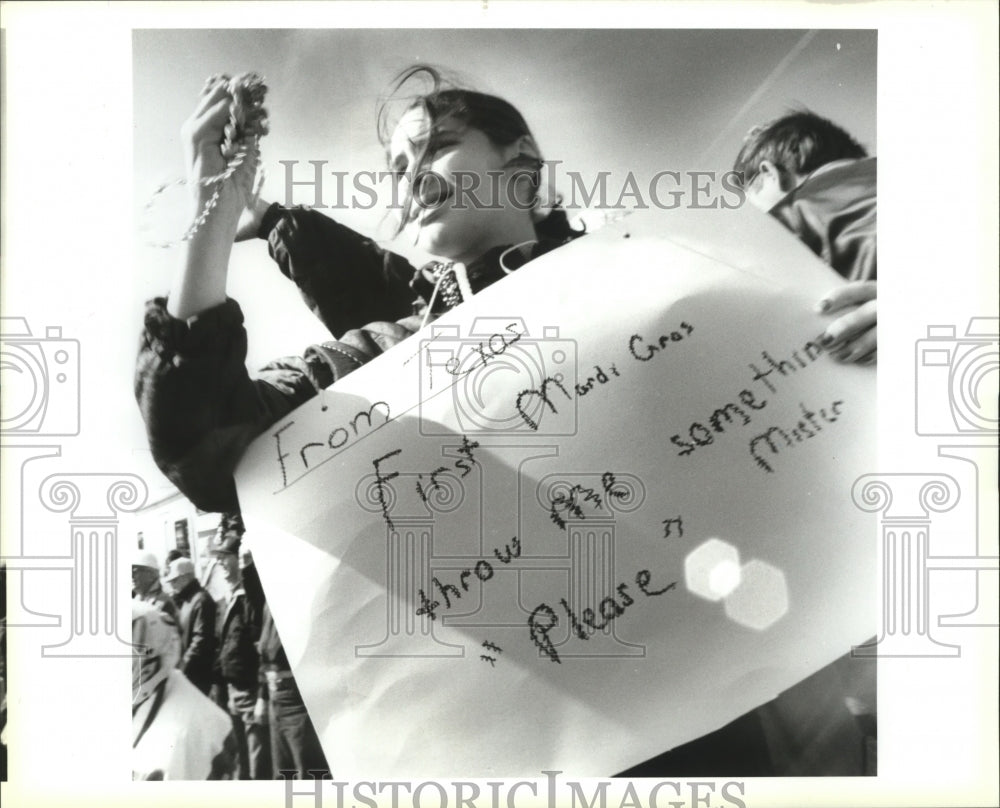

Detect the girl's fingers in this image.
[183,85,232,162]
[202,96,234,128]
[201,73,230,94]
[822,299,877,351]
[190,97,233,145]
[193,77,230,117]
[817,280,877,315]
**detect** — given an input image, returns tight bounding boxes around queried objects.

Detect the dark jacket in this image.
[171,578,217,693]
[240,562,266,628]
[135,204,570,513]
[769,157,877,282]
[216,586,261,692]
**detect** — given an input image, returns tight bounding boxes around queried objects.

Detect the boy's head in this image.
[734,110,868,211]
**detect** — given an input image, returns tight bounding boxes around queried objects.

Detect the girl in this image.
[136,66,582,514]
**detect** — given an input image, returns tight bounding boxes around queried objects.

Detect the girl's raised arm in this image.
[167,79,260,320]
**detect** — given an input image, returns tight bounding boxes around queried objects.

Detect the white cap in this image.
[164,557,195,582]
[132,549,159,570]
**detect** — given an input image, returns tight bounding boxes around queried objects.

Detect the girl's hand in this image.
[818,281,877,365]
[180,78,258,213]
[168,78,261,320]
[181,79,232,188]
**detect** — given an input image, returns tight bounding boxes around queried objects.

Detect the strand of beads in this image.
[144,72,269,248]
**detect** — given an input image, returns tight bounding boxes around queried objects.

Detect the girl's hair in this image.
[377,65,581,243]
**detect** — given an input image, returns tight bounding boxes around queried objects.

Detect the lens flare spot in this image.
[707,559,742,599]
[724,559,789,631]
[684,538,740,602]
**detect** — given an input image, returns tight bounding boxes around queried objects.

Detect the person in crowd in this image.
[164,556,217,695]
[734,109,876,365]
[132,549,179,625]
[239,543,266,629]
[132,600,235,779]
[256,602,332,780]
[163,548,187,578]
[211,517,270,780]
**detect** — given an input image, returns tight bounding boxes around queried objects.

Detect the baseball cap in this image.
[132,549,159,571]
[164,557,195,581]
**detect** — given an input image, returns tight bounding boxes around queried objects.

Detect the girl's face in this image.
[389,106,536,263]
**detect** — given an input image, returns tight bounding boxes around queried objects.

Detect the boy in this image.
[735,110,877,364]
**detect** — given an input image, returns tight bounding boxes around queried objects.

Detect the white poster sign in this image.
[235,206,877,777]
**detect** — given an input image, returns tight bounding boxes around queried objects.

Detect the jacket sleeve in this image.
[182,593,217,677]
[135,297,424,515]
[261,204,419,338]
[135,297,332,514]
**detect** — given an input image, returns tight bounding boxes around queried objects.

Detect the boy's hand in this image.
[817,281,877,365]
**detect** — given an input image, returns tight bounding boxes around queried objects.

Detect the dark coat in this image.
[216,586,261,692]
[171,578,217,693]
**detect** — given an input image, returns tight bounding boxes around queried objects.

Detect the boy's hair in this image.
[733,110,868,188]
[377,64,581,243]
